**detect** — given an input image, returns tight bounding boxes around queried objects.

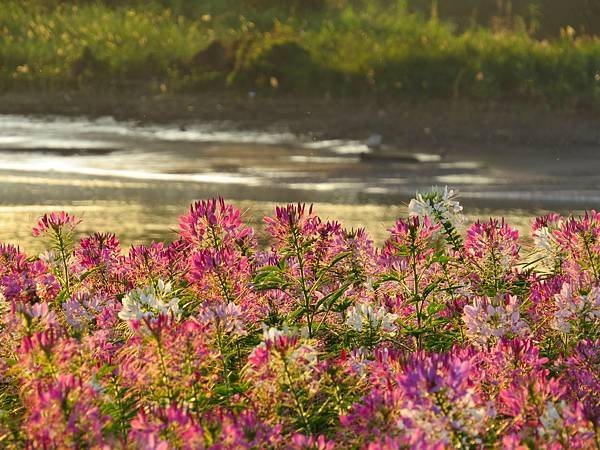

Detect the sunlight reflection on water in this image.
[0,199,545,255]
[0,114,593,254]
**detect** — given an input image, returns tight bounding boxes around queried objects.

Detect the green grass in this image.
[1,0,599,102]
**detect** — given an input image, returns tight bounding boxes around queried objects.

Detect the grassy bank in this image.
[1,0,600,102]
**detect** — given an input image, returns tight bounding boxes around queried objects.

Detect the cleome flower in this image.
[198,301,247,336]
[345,302,399,334]
[463,295,530,347]
[32,211,81,237]
[552,282,600,334]
[4,194,600,448]
[532,213,563,254]
[408,186,465,228]
[62,293,109,331]
[118,279,180,323]
[252,325,318,367]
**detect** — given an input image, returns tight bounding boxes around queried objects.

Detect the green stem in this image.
[151,330,174,403]
[280,350,311,433]
[56,232,70,297]
[489,244,501,294]
[410,233,422,350]
[582,232,599,282]
[291,227,313,338]
[215,324,231,393]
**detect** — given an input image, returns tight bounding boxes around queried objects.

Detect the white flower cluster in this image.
[199,302,246,335]
[397,389,493,447]
[118,279,180,323]
[533,220,563,258]
[463,295,530,347]
[257,325,318,366]
[346,302,399,334]
[260,324,298,342]
[39,250,59,270]
[408,186,465,228]
[537,401,567,439]
[533,226,557,253]
[552,283,600,334]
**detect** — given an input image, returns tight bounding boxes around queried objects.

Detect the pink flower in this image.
[23,374,108,448]
[179,198,255,251]
[465,219,520,267]
[552,282,600,334]
[32,211,80,237]
[263,203,320,247]
[75,232,120,269]
[128,404,205,449]
[198,301,247,335]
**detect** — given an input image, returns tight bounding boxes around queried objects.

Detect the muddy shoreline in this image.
[1,91,599,152]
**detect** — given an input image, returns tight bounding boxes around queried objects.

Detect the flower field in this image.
[0,188,598,448]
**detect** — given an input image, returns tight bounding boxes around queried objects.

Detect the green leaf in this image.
[315,283,350,311]
[288,305,307,323]
[422,282,439,299]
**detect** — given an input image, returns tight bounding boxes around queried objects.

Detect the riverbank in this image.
[3,1,600,101]
[1,91,599,152]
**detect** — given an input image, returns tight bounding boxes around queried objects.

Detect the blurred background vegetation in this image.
[1,0,599,103]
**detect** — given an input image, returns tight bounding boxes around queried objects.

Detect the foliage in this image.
[1,0,599,101]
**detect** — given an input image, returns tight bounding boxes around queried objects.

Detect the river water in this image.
[0,114,593,253]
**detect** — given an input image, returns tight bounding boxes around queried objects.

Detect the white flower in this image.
[199,302,246,335]
[539,401,563,436]
[408,186,465,228]
[463,295,530,347]
[532,215,563,258]
[261,324,295,342]
[290,344,318,367]
[552,283,600,334]
[347,347,370,376]
[346,303,398,334]
[0,291,8,315]
[118,280,180,323]
[256,325,316,362]
[397,388,493,445]
[533,226,555,253]
[39,250,59,269]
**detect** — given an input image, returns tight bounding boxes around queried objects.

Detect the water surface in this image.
[0,114,591,252]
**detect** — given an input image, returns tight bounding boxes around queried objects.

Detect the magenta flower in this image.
[32,211,81,237]
[179,198,255,251]
[23,374,108,448]
[121,241,174,287]
[559,339,600,423]
[128,404,206,449]
[75,232,121,269]
[263,203,320,247]
[465,219,520,266]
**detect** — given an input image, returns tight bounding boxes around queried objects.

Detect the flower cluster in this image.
[408,185,465,228]
[463,294,530,347]
[118,279,181,324]
[0,190,598,448]
[345,302,398,334]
